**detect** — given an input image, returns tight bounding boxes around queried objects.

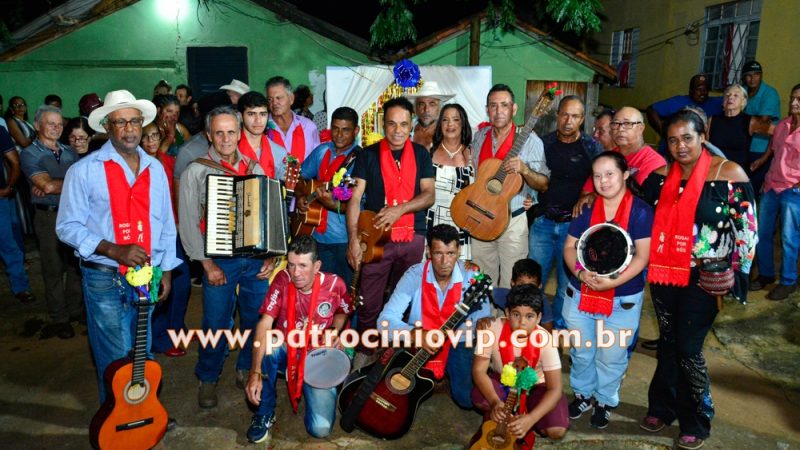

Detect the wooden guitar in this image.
[90,298,167,450]
[356,210,391,264]
[469,357,531,450]
[450,87,557,241]
[290,179,327,236]
[337,273,492,439]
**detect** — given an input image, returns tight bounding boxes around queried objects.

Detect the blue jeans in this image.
[562,287,643,407]
[445,340,476,408]
[81,265,153,403]
[151,236,192,352]
[529,216,570,329]
[257,345,337,438]
[318,242,353,288]
[0,197,30,294]
[756,188,800,285]
[195,257,268,382]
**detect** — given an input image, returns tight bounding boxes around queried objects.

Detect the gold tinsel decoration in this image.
[360,78,422,145]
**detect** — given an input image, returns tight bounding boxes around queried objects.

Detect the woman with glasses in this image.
[61,117,94,157]
[638,108,756,450]
[4,96,36,150]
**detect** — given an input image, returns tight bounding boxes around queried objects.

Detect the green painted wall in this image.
[415,27,597,123]
[0,0,368,116]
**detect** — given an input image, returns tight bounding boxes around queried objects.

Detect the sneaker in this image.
[639,415,666,432]
[676,434,705,449]
[568,394,593,419]
[198,382,218,408]
[246,414,276,443]
[640,338,659,351]
[749,275,775,291]
[235,368,248,390]
[15,291,35,303]
[590,403,612,429]
[191,277,202,288]
[766,283,797,301]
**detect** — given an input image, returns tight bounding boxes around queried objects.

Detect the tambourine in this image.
[576,222,635,279]
[303,347,351,389]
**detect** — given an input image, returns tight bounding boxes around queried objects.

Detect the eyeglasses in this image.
[11,103,26,109]
[69,136,88,143]
[106,117,145,129]
[609,121,642,130]
[142,132,161,141]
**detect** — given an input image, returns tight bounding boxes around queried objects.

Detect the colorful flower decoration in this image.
[319,129,332,143]
[283,155,299,167]
[332,167,354,202]
[364,132,384,147]
[499,362,539,391]
[500,363,517,387]
[125,263,163,303]
[546,82,564,97]
[393,59,421,89]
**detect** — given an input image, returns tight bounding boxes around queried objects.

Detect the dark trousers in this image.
[34,210,82,323]
[647,273,718,439]
[747,151,771,197]
[151,235,192,352]
[356,234,425,349]
[318,242,353,288]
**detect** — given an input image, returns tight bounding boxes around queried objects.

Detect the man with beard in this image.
[405,81,454,151]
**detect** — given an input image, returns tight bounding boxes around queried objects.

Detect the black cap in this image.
[742,60,763,75]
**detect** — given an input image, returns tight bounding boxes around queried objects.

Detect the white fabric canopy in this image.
[326,65,492,133]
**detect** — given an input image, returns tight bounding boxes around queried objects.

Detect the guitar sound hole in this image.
[385,368,413,394]
[486,179,503,194]
[125,381,150,404]
[488,429,510,448]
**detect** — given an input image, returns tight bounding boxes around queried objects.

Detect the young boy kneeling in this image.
[472,284,569,442]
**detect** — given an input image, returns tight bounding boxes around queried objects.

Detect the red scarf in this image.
[498,319,541,450]
[104,160,152,274]
[379,139,417,242]
[315,148,348,234]
[285,273,321,413]
[578,190,634,316]
[238,135,275,178]
[421,261,461,380]
[478,124,516,165]
[648,150,711,287]
[270,119,307,163]
[218,156,248,176]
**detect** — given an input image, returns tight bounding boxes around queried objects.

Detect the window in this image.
[187,47,249,98]
[701,0,761,90]
[609,28,639,88]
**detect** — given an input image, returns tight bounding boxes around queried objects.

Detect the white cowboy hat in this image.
[219,79,250,96]
[87,90,157,133]
[403,81,455,102]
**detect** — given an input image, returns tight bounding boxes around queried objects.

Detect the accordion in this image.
[204,174,288,257]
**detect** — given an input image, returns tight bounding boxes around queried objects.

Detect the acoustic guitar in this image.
[337,273,492,439]
[470,357,532,450]
[450,87,557,241]
[290,179,327,236]
[90,297,167,450]
[356,210,391,264]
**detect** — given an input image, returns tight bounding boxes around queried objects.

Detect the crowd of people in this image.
[0,59,796,450]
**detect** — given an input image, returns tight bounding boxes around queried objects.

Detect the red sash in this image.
[379,139,416,242]
[578,190,634,316]
[421,261,461,380]
[219,157,248,176]
[285,273,321,413]
[270,120,307,163]
[648,150,711,287]
[238,135,275,178]
[478,124,516,165]
[103,160,152,274]
[315,148,348,234]
[498,319,541,450]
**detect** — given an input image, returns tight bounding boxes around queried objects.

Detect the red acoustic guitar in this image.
[90,297,167,450]
[450,87,557,241]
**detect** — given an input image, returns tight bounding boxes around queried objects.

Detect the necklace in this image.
[441,142,463,159]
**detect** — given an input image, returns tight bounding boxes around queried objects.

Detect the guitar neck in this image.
[499,112,541,164]
[350,266,362,311]
[131,297,151,385]
[494,388,519,436]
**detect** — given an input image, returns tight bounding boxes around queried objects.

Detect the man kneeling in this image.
[245,236,352,442]
[472,284,569,444]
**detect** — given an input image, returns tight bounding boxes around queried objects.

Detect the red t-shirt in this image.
[260,270,351,333]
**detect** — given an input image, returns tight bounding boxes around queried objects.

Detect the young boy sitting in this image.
[491,259,554,332]
[472,284,569,443]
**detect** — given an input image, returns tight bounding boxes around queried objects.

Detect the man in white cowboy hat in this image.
[404,80,455,150]
[56,89,181,403]
[220,78,250,105]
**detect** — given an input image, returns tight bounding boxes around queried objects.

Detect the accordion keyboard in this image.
[206,176,236,256]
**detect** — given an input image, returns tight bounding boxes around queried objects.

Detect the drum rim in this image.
[303,347,351,389]
[576,222,635,278]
